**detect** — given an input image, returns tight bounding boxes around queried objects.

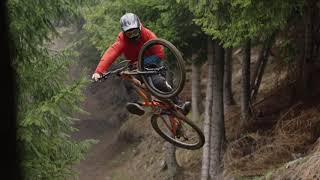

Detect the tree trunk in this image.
[192,61,202,121]
[251,32,276,101]
[224,48,235,108]
[200,38,214,180]
[209,41,226,180]
[166,72,179,179]
[165,142,179,180]
[241,40,251,126]
[298,0,317,99]
[76,16,85,33]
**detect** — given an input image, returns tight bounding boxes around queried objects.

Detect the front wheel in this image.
[138,38,186,99]
[151,110,205,150]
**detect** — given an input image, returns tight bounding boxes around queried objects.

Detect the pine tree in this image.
[9,0,95,179]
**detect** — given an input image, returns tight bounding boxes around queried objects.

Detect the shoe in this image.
[181,101,191,115]
[126,102,145,116]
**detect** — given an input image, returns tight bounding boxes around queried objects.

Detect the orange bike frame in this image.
[120,72,171,111]
[120,72,178,135]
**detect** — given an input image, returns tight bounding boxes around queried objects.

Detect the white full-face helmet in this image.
[120,13,141,39]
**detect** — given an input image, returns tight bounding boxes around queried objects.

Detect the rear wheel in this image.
[151,110,205,150]
[138,38,186,99]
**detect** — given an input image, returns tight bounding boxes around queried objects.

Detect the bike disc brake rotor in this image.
[157,114,201,146]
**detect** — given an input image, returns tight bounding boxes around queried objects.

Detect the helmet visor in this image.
[125,28,140,39]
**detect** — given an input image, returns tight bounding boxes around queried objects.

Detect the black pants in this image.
[124,63,182,105]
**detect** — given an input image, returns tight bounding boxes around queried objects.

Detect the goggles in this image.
[125,28,140,39]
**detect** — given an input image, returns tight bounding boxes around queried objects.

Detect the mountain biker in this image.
[91,12,191,116]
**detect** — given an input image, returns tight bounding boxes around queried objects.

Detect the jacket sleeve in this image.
[95,34,124,74]
[146,30,164,60]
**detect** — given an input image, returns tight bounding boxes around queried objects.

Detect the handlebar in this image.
[92,60,167,82]
[99,65,127,80]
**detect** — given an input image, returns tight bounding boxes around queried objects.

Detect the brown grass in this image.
[224,102,320,178]
[265,140,320,180]
[222,44,320,178]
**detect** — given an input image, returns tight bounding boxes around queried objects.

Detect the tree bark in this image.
[251,32,276,101]
[298,0,317,100]
[200,38,214,180]
[76,16,85,33]
[165,142,179,180]
[209,41,226,180]
[166,71,179,179]
[224,48,235,108]
[241,40,251,126]
[191,60,202,121]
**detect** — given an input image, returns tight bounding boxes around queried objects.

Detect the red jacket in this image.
[95,25,164,74]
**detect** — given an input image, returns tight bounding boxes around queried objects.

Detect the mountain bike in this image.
[96,38,205,150]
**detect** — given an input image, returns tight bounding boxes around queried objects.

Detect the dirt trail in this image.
[71,119,124,180]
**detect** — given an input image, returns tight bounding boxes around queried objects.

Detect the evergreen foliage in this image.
[82,1,123,53]
[182,0,304,47]
[8,0,95,179]
[82,0,206,62]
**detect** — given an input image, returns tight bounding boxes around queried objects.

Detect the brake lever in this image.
[101,72,112,79]
[91,62,129,82]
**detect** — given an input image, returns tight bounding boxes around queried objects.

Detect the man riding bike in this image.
[91,12,191,116]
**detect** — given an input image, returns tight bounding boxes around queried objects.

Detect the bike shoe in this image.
[126,102,145,116]
[181,101,191,115]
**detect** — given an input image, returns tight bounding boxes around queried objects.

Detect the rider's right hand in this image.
[92,72,102,82]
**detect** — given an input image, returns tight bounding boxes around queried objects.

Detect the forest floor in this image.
[71,119,120,180]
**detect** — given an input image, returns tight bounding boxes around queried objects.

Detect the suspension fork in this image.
[169,115,178,136]
[122,73,151,102]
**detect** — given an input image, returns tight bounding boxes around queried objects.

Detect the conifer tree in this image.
[9,0,95,179]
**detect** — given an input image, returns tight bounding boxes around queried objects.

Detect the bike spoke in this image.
[138,39,185,99]
[155,114,201,146]
[175,121,198,143]
[159,116,173,135]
